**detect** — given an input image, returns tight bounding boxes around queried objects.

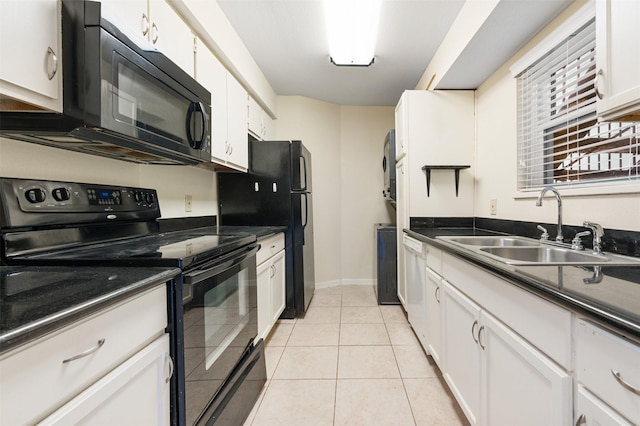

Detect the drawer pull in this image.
[165,353,174,384]
[575,414,586,426]
[611,369,640,395]
[62,339,105,364]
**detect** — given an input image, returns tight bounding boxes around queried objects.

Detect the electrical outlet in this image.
[490,199,497,215]
[185,195,193,212]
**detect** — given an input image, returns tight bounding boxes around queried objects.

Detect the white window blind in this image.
[516,18,640,190]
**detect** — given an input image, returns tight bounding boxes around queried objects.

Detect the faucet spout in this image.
[536,186,563,242]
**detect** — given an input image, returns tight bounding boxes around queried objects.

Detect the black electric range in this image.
[0,177,265,426]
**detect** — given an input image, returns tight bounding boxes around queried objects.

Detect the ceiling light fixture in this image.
[324,0,382,67]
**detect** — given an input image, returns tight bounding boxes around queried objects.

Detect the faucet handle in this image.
[537,225,549,241]
[572,230,591,250]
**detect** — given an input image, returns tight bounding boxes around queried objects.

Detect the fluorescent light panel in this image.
[324,0,382,66]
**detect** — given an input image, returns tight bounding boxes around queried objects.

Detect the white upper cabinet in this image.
[226,75,249,170]
[0,0,62,111]
[248,96,271,141]
[195,39,248,171]
[195,39,228,163]
[595,0,640,121]
[100,0,195,76]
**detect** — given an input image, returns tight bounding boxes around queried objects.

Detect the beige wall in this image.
[274,97,394,287]
[339,106,395,284]
[0,137,218,219]
[474,0,640,232]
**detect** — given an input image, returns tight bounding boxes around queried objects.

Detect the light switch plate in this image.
[185,195,193,212]
[490,199,497,215]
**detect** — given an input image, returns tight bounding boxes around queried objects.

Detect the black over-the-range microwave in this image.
[0,0,211,166]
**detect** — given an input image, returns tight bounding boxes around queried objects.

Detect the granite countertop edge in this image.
[0,268,181,356]
[404,228,640,339]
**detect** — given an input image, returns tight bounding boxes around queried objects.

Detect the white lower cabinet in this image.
[39,334,172,425]
[575,319,640,424]
[256,233,286,341]
[479,311,572,426]
[425,267,442,367]
[576,385,634,426]
[442,281,481,424]
[442,280,572,426]
[0,285,169,425]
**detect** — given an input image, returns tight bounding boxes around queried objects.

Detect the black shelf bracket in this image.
[421,165,471,197]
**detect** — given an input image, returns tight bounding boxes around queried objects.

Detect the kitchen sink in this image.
[435,234,640,266]
[479,246,640,266]
[438,236,538,247]
[480,246,604,264]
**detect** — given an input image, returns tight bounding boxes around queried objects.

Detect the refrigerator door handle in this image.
[302,193,308,244]
[298,155,308,191]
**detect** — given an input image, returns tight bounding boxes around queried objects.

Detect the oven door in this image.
[178,243,260,426]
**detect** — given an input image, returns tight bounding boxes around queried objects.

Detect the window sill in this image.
[513,181,640,199]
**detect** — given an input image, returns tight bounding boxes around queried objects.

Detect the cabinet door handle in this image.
[62,338,105,363]
[434,286,440,303]
[151,23,159,44]
[575,414,586,426]
[471,320,479,343]
[141,13,150,36]
[46,47,58,80]
[611,369,640,395]
[594,69,604,100]
[270,264,276,278]
[478,326,486,350]
[164,353,174,384]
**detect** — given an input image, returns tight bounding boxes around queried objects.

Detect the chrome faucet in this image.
[536,186,564,242]
[583,221,604,254]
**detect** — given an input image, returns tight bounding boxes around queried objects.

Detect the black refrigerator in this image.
[218,139,315,318]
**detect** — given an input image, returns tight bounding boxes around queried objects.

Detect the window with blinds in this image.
[516,18,640,190]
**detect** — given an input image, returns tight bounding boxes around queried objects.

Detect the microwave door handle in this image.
[186,102,207,149]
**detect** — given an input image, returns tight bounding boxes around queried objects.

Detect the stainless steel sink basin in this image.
[435,234,640,266]
[439,236,538,247]
[480,246,604,264]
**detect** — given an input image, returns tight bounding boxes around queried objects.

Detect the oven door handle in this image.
[183,244,259,286]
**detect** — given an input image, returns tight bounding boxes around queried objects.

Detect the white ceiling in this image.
[216,0,573,107]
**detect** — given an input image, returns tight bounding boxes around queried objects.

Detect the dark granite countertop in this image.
[0,266,180,355]
[210,226,288,239]
[406,227,640,339]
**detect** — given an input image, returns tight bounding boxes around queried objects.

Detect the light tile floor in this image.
[244,285,469,426]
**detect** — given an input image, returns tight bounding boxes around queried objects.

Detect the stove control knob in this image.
[144,192,155,205]
[52,187,70,201]
[134,191,143,203]
[25,188,46,203]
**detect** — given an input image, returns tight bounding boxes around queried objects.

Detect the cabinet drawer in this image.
[576,319,640,424]
[257,233,285,265]
[0,285,167,425]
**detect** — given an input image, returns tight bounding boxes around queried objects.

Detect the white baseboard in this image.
[315,279,375,289]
